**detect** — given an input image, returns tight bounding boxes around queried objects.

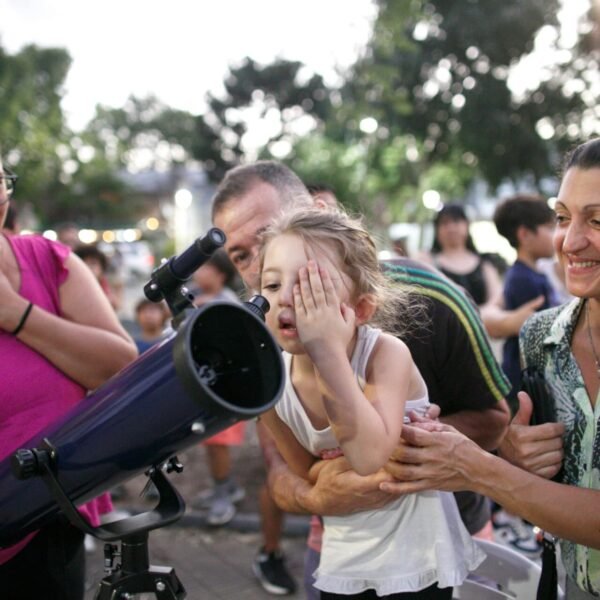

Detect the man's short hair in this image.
[493,194,555,249]
[211,160,311,220]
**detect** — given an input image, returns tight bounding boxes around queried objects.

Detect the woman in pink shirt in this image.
[0,155,138,600]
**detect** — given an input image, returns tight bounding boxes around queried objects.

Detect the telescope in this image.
[0,228,284,599]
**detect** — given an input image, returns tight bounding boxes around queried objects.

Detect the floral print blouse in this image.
[520,298,600,595]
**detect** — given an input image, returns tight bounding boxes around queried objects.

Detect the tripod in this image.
[96,530,185,599]
[12,442,187,599]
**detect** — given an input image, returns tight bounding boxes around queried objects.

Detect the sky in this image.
[1,0,377,131]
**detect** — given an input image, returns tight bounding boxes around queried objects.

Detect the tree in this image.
[0,43,72,215]
[190,57,333,181]
[336,0,590,191]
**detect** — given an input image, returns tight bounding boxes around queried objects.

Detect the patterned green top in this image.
[520,299,600,595]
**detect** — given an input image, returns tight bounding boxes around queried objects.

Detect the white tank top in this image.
[275,325,485,595]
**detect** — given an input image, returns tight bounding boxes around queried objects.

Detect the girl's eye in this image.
[262,283,280,292]
[555,214,569,224]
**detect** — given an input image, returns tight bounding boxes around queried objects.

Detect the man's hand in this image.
[498,392,565,479]
[299,455,395,516]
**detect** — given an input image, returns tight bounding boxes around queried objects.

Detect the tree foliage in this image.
[337,0,591,191]
[191,57,332,181]
[0,44,71,212]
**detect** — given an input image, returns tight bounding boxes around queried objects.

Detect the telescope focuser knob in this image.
[244,295,270,322]
[11,449,39,480]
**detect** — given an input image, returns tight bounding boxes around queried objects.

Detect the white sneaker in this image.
[192,484,245,510]
[206,496,236,526]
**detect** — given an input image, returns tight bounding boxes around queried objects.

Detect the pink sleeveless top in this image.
[0,234,112,565]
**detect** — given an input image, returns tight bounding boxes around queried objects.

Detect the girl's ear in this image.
[354,293,377,324]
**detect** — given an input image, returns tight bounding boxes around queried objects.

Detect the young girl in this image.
[259,208,484,599]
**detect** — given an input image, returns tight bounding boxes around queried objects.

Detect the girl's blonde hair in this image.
[259,207,418,336]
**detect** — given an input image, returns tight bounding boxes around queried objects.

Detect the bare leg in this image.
[206,444,231,481]
[260,483,284,553]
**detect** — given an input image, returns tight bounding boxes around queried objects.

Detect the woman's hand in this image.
[380,422,483,495]
[498,392,565,479]
[293,260,355,362]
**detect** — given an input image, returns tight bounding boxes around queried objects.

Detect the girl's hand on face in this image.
[293,260,355,359]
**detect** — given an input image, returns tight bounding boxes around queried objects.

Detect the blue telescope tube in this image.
[0,300,284,547]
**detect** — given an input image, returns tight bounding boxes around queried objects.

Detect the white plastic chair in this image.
[453,538,565,599]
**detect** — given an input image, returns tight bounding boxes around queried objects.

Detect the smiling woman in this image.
[382,138,600,599]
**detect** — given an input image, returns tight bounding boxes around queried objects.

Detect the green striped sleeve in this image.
[385,264,510,403]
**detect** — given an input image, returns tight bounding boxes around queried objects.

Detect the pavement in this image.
[84,523,308,599]
[83,421,310,599]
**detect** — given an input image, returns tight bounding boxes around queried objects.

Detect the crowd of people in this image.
[1,138,599,599]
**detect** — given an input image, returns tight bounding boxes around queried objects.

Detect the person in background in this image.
[73,243,121,312]
[486,194,560,553]
[429,204,503,307]
[0,154,138,599]
[56,221,80,249]
[212,161,510,598]
[191,248,242,306]
[132,297,169,354]
[305,183,340,210]
[493,194,559,406]
[189,249,247,526]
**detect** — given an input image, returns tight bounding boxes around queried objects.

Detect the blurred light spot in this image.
[79,229,98,244]
[174,188,193,208]
[146,217,160,231]
[422,189,442,210]
[359,117,378,134]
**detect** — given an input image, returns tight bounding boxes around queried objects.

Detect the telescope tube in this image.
[0,300,284,547]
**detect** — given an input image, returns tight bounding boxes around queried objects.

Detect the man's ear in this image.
[313,196,329,211]
[354,293,377,324]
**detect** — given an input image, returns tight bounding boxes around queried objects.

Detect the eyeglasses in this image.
[0,169,18,200]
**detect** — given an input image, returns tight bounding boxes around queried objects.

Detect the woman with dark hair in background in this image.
[430,204,503,306]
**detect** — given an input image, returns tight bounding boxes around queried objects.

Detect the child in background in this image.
[259,208,483,599]
[133,298,169,354]
[190,249,246,526]
[491,194,559,554]
[74,244,121,312]
[493,195,559,405]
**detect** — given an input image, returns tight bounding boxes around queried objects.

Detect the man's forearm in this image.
[441,400,510,450]
[267,452,314,514]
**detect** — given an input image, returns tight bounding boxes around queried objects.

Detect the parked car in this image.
[100,241,155,280]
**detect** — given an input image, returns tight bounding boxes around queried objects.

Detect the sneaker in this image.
[493,510,542,555]
[192,483,246,510]
[206,495,236,526]
[252,548,297,595]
